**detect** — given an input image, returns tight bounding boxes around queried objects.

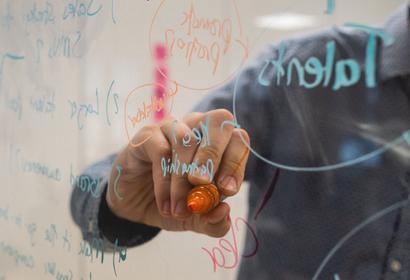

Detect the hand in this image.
[106,109,250,237]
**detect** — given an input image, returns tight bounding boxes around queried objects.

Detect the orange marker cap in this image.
[186,184,220,214]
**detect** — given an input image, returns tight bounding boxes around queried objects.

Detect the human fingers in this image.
[160,120,197,218]
[199,202,231,237]
[138,124,173,218]
[216,128,250,196]
[187,109,235,185]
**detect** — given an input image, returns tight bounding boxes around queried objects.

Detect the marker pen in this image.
[187,144,250,214]
[186,183,221,214]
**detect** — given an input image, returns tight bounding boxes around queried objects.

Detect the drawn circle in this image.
[231,66,410,172]
[124,83,177,148]
[149,0,249,91]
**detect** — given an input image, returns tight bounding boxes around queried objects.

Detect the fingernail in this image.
[174,200,188,217]
[162,200,170,216]
[192,173,212,184]
[219,176,237,193]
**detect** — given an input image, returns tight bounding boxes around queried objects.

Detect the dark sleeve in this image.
[70,154,161,248]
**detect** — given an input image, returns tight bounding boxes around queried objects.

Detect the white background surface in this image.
[0,0,406,279]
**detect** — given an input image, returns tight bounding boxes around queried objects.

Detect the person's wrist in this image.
[99,187,161,246]
[104,181,131,223]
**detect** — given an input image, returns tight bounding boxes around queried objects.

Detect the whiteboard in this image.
[0,0,407,279]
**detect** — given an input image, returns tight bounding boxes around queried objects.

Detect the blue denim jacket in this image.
[71,4,410,280]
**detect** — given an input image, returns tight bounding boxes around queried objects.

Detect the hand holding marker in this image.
[153,43,247,216]
[107,110,250,237]
[187,147,249,214]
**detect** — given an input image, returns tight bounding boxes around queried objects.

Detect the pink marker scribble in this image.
[153,44,168,122]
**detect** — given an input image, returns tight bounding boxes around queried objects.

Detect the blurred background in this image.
[0,0,407,279]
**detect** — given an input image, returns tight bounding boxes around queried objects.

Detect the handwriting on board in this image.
[150,0,249,90]
[1,0,407,279]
